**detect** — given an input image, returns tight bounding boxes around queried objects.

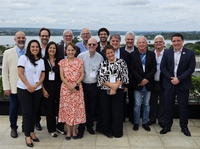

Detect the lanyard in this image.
[47,59,55,72]
[141,54,146,64]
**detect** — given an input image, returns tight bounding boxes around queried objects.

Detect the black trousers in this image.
[17,88,42,137]
[149,81,165,124]
[96,89,124,137]
[78,82,98,132]
[127,78,135,123]
[164,86,189,128]
[43,82,61,133]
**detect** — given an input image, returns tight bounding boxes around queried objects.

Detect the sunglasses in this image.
[88,43,96,46]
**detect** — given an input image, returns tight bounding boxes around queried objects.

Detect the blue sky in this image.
[0,0,199,31]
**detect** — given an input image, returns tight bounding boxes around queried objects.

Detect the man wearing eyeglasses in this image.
[76,28,92,53]
[34,27,51,132]
[58,29,80,59]
[39,27,51,58]
[148,35,165,128]
[77,37,104,138]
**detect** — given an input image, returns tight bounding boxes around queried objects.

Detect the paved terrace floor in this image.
[0,116,200,149]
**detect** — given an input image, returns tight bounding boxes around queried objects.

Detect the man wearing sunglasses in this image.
[77,37,104,138]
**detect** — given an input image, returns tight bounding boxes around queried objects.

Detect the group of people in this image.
[2,27,196,147]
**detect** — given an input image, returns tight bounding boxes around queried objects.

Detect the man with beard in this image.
[39,27,51,57]
[2,31,26,138]
[96,28,110,54]
[35,27,51,131]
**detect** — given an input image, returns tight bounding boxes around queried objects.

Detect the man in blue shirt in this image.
[76,28,91,53]
[2,31,26,138]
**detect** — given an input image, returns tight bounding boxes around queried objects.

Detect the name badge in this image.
[49,71,55,81]
[90,71,96,78]
[33,73,39,83]
[109,75,116,83]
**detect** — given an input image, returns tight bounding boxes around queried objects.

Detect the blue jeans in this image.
[9,94,19,129]
[134,90,151,125]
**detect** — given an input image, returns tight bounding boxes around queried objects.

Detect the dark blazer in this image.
[120,45,138,79]
[120,45,138,54]
[57,43,81,59]
[130,49,156,91]
[96,41,110,54]
[160,47,195,90]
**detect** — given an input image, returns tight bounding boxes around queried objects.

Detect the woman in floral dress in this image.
[58,43,86,140]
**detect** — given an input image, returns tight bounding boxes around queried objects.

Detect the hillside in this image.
[0,27,200,40]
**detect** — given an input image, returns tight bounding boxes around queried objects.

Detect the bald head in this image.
[14,31,26,49]
[87,37,98,55]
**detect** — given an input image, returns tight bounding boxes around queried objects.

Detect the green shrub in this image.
[0,76,9,101]
[190,76,200,103]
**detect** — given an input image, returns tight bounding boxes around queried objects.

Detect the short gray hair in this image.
[136,36,147,43]
[154,35,165,43]
[62,29,73,37]
[109,34,121,41]
[125,31,135,40]
[80,28,91,36]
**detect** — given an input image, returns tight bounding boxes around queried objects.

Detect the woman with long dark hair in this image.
[42,41,62,137]
[17,39,45,147]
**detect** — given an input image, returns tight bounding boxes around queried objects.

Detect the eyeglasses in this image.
[155,41,163,44]
[82,33,90,36]
[88,43,96,46]
[40,35,49,37]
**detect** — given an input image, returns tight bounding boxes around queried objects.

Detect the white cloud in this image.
[0,0,199,31]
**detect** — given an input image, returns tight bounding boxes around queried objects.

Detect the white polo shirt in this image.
[17,55,45,90]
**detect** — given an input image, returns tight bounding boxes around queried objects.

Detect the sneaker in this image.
[51,132,58,137]
[56,128,66,135]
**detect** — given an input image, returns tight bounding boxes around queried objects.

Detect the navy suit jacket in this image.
[130,49,156,91]
[160,47,195,90]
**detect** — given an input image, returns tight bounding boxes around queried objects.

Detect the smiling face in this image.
[30,42,40,56]
[87,38,97,54]
[40,30,50,46]
[81,28,91,42]
[172,36,184,51]
[105,48,115,62]
[48,44,56,57]
[66,45,76,59]
[137,36,147,52]
[99,31,109,43]
[63,32,73,44]
[110,36,120,51]
[154,37,165,51]
[14,31,26,49]
[125,34,134,49]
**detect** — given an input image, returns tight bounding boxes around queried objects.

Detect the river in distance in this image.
[0,35,199,46]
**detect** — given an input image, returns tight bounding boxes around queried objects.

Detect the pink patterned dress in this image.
[58,58,86,125]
